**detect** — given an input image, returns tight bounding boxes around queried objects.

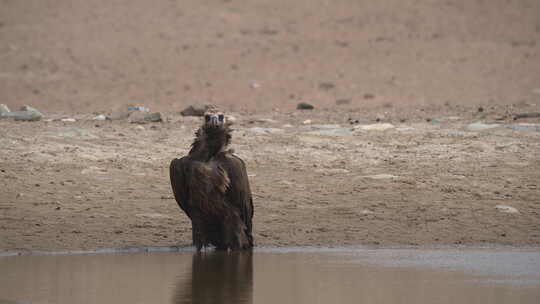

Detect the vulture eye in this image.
[218,114,224,121]
[204,115,210,122]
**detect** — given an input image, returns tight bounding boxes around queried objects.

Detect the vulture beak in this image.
[209,114,219,127]
[205,113,225,128]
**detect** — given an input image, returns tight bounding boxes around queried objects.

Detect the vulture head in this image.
[203,110,227,129]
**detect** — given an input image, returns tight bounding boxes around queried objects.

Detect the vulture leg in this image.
[190,211,206,251]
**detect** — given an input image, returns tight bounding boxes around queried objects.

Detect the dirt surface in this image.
[1,0,540,251]
[1,104,539,251]
[1,0,539,113]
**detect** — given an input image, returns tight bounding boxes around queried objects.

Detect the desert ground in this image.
[1,104,539,251]
[0,0,539,252]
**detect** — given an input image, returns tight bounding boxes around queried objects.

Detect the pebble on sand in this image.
[297,102,315,110]
[0,104,10,114]
[0,105,43,121]
[354,123,395,131]
[495,205,519,214]
[107,112,131,121]
[466,122,500,131]
[180,104,213,116]
[127,106,150,112]
[129,112,163,124]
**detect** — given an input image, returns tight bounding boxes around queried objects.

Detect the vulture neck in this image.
[189,125,231,161]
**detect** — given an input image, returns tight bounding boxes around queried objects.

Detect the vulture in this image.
[170,110,254,250]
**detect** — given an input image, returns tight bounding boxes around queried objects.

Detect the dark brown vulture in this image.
[170,111,254,250]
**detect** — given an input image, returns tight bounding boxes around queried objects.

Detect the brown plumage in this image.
[170,111,254,250]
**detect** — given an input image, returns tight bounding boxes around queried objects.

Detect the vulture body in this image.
[170,112,253,250]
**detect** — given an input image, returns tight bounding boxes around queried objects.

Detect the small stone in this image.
[309,124,342,129]
[4,111,40,121]
[143,112,162,122]
[318,82,335,90]
[130,112,162,124]
[478,106,484,112]
[302,119,312,125]
[354,123,395,131]
[0,104,10,114]
[513,112,540,120]
[134,125,145,130]
[0,105,43,121]
[249,82,260,89]
[60,118,76,122]
[107,112,131,120]
[127,105,149,112]
[363,93,375,99]
[180,104,213,116]
[297,102,314,110]
[348,119,370,125]
[466,122,500,131]
[495,205,519,214]
[93,114,106,121]
[20,105,41,113]
[360,209,375,215]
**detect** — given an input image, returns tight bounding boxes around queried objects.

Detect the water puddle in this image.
[0,247,539,303]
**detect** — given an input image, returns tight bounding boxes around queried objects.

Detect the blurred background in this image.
[1,0,539,113]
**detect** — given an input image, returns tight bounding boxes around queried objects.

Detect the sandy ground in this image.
[1,0,540,251]
[1,104,539,252]
[1,0,539,113]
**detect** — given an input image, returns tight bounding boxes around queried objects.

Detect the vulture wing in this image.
[217,153,254,246]
[170,157,193,219]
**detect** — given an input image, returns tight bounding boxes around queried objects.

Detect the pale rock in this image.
[354,123,395,131]
[466,122,500,131]
[0,104,10,114]
[495,205,519,214]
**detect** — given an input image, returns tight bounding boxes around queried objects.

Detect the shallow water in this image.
[0,247,539,304]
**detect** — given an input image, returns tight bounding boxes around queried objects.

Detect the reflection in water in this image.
[174,251,253,304]
[0,249,539,304]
